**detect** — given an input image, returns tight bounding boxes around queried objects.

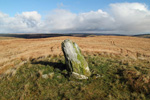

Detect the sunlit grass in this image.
[0,37,17,40]
[0,55,150,100]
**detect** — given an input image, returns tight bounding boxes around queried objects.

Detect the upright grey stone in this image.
[61,39,91,79]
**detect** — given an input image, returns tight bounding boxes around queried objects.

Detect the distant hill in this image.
[0,33,127,39]
[0,33,150,39]
[133,34,150,38]
[0,33,70,39]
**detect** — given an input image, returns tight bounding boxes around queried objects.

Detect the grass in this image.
[0,55,150,100]
[0,37,17,40]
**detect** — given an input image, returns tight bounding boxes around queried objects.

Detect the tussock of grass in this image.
[0,55,150,100]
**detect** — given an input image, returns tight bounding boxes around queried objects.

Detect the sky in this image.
[0,0,150,34]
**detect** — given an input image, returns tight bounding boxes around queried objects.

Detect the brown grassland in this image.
[0,36,150,75]
[0,36,150,100]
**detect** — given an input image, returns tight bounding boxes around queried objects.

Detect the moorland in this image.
[0,34,150,100]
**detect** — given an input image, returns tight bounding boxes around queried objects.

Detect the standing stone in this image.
[61,39,91,79]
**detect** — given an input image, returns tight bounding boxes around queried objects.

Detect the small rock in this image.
[42,72,54,79]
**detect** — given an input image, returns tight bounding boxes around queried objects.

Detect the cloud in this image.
[73,10,115,32]
[16,11,41,28]
[0,11,42,33]
[0,2,150,34]
[41,9,115,33]
[110,3,150,34]
[42,9,77,32]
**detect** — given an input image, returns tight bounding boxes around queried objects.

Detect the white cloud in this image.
[42,9,76,32]
[0,3,150,34]
[0,11,42,33]
[110,3,150,34]
[73,9,115,31]
[41,9,114,33]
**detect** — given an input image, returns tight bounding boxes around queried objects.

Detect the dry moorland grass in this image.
[0,36,150,74]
